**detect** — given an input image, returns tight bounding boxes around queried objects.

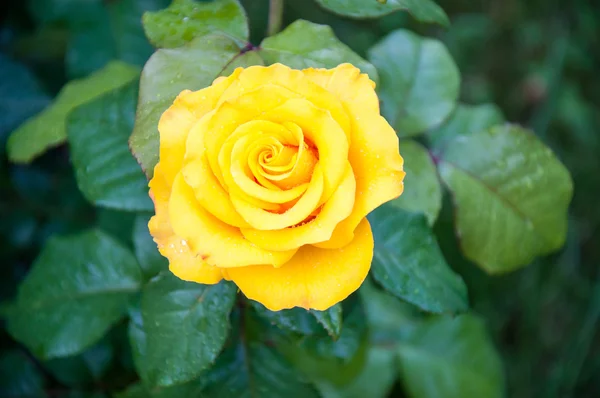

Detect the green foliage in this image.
[390,140,442,224]
[0,351,47,398]
[143,0,249,48]
[438,124,573,273]
[2,0,587,397]
[138,273,237,386]
[129,35,261,177]
[427,103,504,150]
[315,0,449,26]
[68,82,153,212]
[132,214,169,280]
[369,205,468,313]
[6,229,143,359]
[0,55,49,143]
[260,20,378,82]
[397,315,505,398]
[66,0,168,78]
[369,29,460,137]
[7,61,140,163]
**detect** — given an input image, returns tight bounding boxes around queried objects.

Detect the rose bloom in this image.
[148,63,404,311]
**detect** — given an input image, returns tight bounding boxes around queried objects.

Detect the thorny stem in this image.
[267,0,284,37]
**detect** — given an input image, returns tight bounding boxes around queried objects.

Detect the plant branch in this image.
[267,0,284,36]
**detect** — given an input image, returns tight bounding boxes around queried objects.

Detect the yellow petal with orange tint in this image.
[241,164,355,251]
[305,64,405,248]
[262,98,349,202]
[168,173,297,268]
[224,218,373,311]
[231,165,324,231]
[148,164,222,284]
[155,69,241,189]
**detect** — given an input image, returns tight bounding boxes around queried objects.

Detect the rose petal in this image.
[224,218,373,311]
[168,172,297,268]
[305,64,405,248]
[241,164,355,251]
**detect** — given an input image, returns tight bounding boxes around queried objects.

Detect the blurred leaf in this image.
[143,0,249,48]
[311,304,342,339]
[68,81,153,212]
[128,298,149,382]
[359,278,421,342]
[0,350,47,398]
[132,214,168,280]
[0,54,50,145]
[97,209,137,247]
[316,347,396,398]
[26,0,102,25]
[438,124,573,273]
[397,314,504,398]
[201,310,319,398]
[278,297,368,386]
[141,272,237,386]
[116,381,204,398]
[7,229,143,359]
[390,140,441,225]
[369,205,468,313]
[260,20,378,83]
[315,0,448,26]
[130,35,262,177]
[427,103,505,151]
[66,0,168,78]
[43,340,113,387]
[368,30,460,137]
[7,61,139,163]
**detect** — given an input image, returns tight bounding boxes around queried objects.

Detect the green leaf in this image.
[397,314,505,398]
[0,350,47,398]
[389,140,441,225]
[66,0,169,78]
[251,302,323,335]
[7,61,140,163]
[68,81,152,212]
[316,347,397,398]
[315,0,449,26]
[368,29,460,137]
[116,381,204,398]
[143,0,249,48]
[97,209,137,246]
[6,229,143,359]
[130,35,262,177]
[0,54,49,142]
[141,272,237,386]
[133,214,168,279]
[260,20,378,83]
[251,301,342,339]
[437,124,573,273]
[128,299,150,382]
[201,310,319,398]
[359,278,421,342]
[369,205,468,313]
[311,304,342,340]
[278,297,368,387]
[43,340,114,387]
[427,103,504,150]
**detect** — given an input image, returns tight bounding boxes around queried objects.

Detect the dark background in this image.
[1,0,599,397]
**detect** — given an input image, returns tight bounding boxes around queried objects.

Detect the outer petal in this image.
[148,164,222,284]
[155,69,241,189]
[168,173,297,268]
[305,64,405,248]
[224,218,374,311]
[217,64,351,140]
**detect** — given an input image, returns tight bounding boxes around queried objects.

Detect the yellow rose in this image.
[148,63,404,311]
